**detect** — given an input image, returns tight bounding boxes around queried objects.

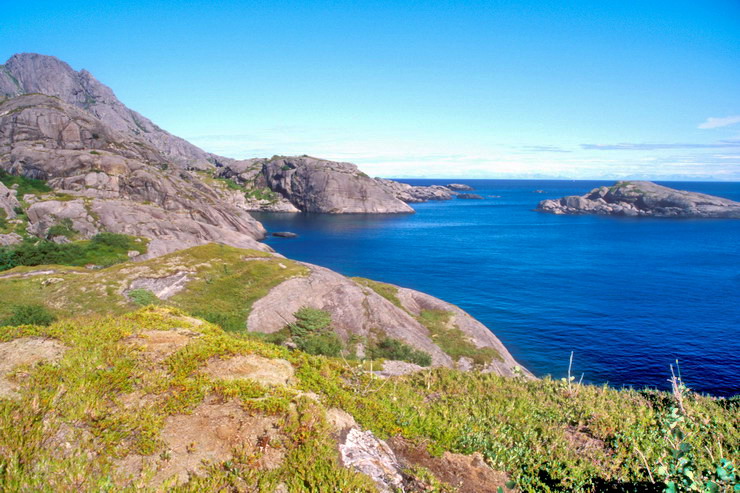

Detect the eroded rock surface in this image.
[339,428,405,493]
[538,181,740,218]
[116,397,284,487]
[0,337,67,399]
[201,355,295,387]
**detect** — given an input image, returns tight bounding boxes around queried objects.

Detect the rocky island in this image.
[537,181,740,218]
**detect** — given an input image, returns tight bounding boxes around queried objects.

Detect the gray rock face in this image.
[1,93,268,254]
[1,53,212,169]
[375,178,453,203]
[339,428,404,493]
[537,181,740,218]
[457,193,483,200]
[247,262,529,377]
[0,182,20,219]
[261,157,414,213]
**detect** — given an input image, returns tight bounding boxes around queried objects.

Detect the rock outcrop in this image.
[259,156,414,213]
[446,183,474,191]
[0,93,269,255]
[247,261,528,377]
[375,178,454,203]
[0,182,20,218]
[457,193,483,200]
[537,181,740,218]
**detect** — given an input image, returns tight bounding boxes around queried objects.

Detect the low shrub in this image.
[128,289,159,307]
[0,304,56,326]
[0,233,148,271]
[368,337,432,366]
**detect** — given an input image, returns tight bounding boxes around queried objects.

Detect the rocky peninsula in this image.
[537,181,740,218]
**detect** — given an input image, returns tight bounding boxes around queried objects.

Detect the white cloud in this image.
[698,115,740,129]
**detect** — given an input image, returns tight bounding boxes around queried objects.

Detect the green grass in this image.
[245,187,280,203]
[0,169,52,197]
[418,309,502,365]
[353,277,404,309]
[0,307,735,491]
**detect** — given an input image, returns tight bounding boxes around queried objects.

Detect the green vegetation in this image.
[245,187,280,203]
[127,288,159,306]
[287,307,343,357]
[418,309,502,365]
[0,233,148,271]
[0,169,51,197]
[368,336,432,367]
[45,218,77,239]
[0,304,56,327]
[170,248,308,333]
[0,307,735,491]
[353,277,403,308]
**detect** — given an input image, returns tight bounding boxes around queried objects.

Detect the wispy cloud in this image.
[519,145,571,153]
[581,140,740,151]
[698,115,740,129]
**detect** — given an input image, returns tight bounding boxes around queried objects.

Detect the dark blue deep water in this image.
[251,180,740,397]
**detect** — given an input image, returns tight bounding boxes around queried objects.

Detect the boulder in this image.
[457,193,484,200]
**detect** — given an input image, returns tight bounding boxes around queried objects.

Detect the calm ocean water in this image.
[251,180,740,397]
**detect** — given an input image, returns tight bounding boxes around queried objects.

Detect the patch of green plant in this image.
[368,336,432,366]
[0,304,56,326]
[353,277,403,309]
[213,176,245,191]
[418,309,502,365]
[128,289,159,307]
[45,218,77,239]
[0,233,148,271]
[245,187,279,203]
[286,307,345,357]
[0,169,51,196]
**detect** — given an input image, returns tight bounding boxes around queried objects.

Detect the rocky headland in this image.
[537,181,740,218]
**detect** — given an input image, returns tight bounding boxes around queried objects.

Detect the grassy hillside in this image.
[0,307,736,492]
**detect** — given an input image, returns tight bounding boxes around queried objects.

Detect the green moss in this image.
[0,304,56,327]
[353,277,403,309]
[418,309,502,365]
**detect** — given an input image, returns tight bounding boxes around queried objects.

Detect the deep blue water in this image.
[251,180,740,397]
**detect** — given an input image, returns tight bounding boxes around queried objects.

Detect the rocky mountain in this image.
[537,181,740,218]
[0,92,267,257]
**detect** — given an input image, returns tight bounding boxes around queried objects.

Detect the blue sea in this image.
[251,180,740,397]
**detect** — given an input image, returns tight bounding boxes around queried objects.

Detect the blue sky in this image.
[2,0,739,179]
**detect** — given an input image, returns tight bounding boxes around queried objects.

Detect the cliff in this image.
[538,181,740,218]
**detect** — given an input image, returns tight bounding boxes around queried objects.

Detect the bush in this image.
[128,289,159,307]
[46,218,77,239]
[0,233,148,271]
[368,337,432,366]
[298,331,344,357]
[0,304,56,327]
[287,307,345,357]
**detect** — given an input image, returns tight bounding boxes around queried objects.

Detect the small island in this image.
[537,181,740,218]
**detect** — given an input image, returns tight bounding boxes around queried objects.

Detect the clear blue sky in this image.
[2,0,739,179]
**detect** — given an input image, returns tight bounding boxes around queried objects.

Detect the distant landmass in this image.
[537,180,740,218]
